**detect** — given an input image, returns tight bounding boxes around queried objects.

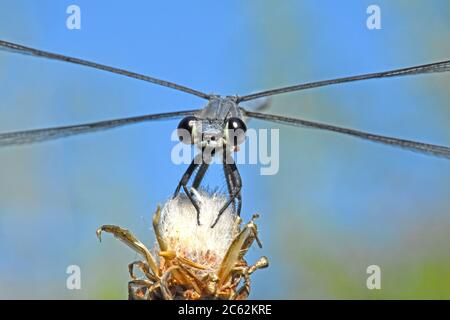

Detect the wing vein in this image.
[238,60,450,102]
[0,40,210,100]
[0,109,199,147]
[242,109,450,159]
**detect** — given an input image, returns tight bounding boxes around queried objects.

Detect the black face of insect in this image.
[177,107,248,154]
[177,116,197,145]
[226,117,247,148]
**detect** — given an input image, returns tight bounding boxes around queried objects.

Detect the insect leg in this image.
[192,162,210,190]
[226,152,242,216]
[223,152,234,205]
[212,153,242,228]
[222,151,242,215]
[231,164,243,216]
[173,155,200,197]
[173,153,203,225]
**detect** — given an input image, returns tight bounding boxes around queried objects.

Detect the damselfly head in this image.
[177,116,247,153]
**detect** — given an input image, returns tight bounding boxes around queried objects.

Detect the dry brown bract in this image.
[96,194,268,300]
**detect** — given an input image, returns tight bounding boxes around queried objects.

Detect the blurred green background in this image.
[0,1,449,299]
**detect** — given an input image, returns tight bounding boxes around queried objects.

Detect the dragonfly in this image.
[1,40,450,227]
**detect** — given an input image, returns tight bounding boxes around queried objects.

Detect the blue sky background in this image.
[0,1,449,299]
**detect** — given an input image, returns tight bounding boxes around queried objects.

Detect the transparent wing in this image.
[240,96,272,112]
[0,109,199,147]
[0,40,210,100]
[242,109,450,159]
[238,60,450,102]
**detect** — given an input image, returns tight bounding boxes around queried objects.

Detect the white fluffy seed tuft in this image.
[158,191,238,271]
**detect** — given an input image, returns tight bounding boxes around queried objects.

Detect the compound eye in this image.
[227,117,247,146]
[177,116,197,144]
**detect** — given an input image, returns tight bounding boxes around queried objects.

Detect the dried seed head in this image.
[97,191,268,300]
[158,191,238,272]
